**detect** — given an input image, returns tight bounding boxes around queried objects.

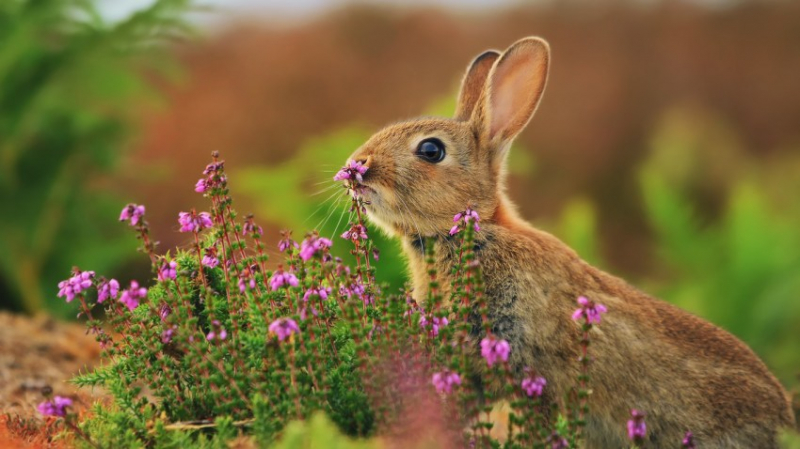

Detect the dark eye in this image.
[416,138,446,163]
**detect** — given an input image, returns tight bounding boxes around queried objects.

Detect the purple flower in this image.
[178,211,214,233]
[57,270,95,302]
[97,278,119,303]
[158,260,177,281]
[202,254,219,268]
[299,236,333,261]
[521,375,547,398]
[480,336,511,367]
[571,296,608,325]
[242,217,264,237]
[203,161,224,175]
[682,431,695,449]
[450,207,481,235]
[37,396,73,418]
[195,178,208,193]
[269,317,300,342]
[303,286,331,302]
[431,371,462,394]
[159,304,171,321]
[420,315,448,337]
[627,409,647,442]
[119,280,147,311]
[119,204,146,227]
[162,326,176,344]
[547,433,568,449]
[333,160,369,183]
[269,269,299,291]
[341,224,368,241]
[238,276,257,293]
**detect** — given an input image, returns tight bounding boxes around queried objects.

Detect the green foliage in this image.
[0,0,192,315]
[271,413,383,449]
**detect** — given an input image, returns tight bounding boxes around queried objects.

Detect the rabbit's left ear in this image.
[478,37,550,148]
[454,50,500,121]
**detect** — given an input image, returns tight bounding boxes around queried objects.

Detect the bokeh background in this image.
[1,0,799,389]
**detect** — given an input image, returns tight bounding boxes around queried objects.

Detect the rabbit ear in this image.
[479,37,550,148]
[454,50,500,121]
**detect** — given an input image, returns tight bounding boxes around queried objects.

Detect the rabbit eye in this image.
[416,138,446,163]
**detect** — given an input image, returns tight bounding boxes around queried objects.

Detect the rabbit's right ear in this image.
[454,50,500,121]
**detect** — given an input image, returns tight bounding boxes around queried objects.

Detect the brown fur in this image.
[344,37,795,447]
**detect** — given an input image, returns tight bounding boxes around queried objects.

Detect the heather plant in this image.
[50,152,722,448]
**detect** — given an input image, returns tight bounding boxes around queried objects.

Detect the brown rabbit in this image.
[342,37,795,447]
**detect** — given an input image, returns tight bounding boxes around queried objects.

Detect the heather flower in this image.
[158,260,177,281]
[419,314,448,337]
[195,178,208,193]
[450,207,481,235]
[269,269,299,291]
[161,326,176,344]
[571,296,608,325]
[57,270,95,302]
[206,320,228,341]
[480,336,511,367]
[203,161,224,175]
[627,409,647,442]
[97,278,119,303]
[202,254,219,268]
[242,216,263,237]
[303,286,331,302]
[37,396,73,418]
[238,275,257,293]
[546,433,568,449]
[119,204,145,227]
[269,318,300,342]
[299,235,333,261]
[333,160,369,183]
[682,431,695,448]
[119,280,147,311]
[159,304,171,321]
[341,223,368,241]
[178,211,214,233]
[431,371,462,394]
[521,375,547,398]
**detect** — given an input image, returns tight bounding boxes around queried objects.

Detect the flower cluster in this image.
[206,320,228,342]
[449,207,481,235]
[37,396,73,418]
[97,279,120,303]
[269,318,300,342]
[299,235,332,261]
[521,374,547,398]
[119,204,145,227]
[682,431,696,449]
[195,161,227,194]
[341,223,368,241]
[270,269,299,291]
[119,280,147,311]
[431,371,462,394]
[627,409,647,443]
[158,260,177,281]
[57,271,94,302]
[419,314,448,337]
[480,336,511,367]
[572,295,608,325]
[333,160,368,183]
[178,210,213,233]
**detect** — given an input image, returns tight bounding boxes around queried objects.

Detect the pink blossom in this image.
[627,409,647,442]
[202,255,219,268]
[119,280,147,311]
[195,178,208,193]
[450,207,481,235]
[682,431,695,449]
[480,336,511,367]
[269,270,299,291]
[572,296,608,325]
[431,371,462,394]
[269,318,300,342]
[333,160,369,183]
[158,260,177,281]
[97,278,119,303]
[299,236,333,261]
[341,224,368,241]
[57,270,95,302]
[303,286,331,302]
[119,204,146,227]
[178,211,214,233]
[521,375,547,398]
[37,396,73,417]
[419,314,448,337]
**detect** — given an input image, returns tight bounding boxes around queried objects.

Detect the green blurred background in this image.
[1,0,799,387]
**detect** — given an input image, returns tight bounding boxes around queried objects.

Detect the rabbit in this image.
[341,37,795,448]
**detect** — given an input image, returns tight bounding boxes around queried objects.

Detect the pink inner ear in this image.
[489,49,548,142]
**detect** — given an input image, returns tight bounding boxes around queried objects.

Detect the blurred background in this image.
[1,0,799,386]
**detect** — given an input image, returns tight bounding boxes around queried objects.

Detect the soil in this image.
[0,312,104,419]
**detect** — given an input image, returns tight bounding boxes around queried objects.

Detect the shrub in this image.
[50,153,701,448]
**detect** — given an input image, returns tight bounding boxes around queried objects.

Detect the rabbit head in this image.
[347,37,550,237]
